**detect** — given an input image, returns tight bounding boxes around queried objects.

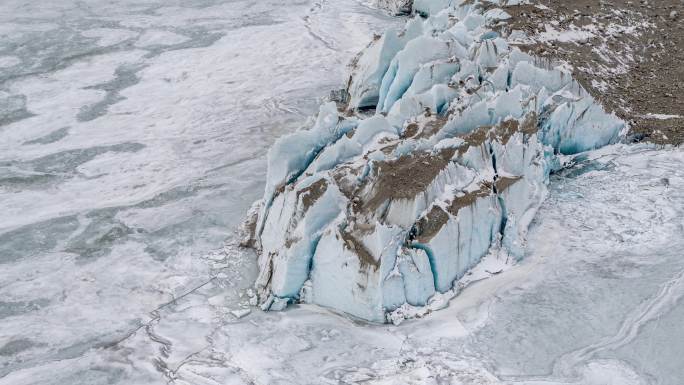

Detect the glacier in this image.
[244,0,625,322]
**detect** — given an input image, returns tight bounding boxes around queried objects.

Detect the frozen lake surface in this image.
[0,0,397,381]
[1,1,683,384]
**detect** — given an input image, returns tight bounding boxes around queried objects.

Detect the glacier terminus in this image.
[244,0,624,323]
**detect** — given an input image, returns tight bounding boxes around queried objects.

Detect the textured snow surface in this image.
[374,0,414,15]
[249,0,624,322]
[0,0,398,381]
[4,144,682,385]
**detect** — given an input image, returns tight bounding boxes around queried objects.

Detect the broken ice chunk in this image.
[245,0,625,323]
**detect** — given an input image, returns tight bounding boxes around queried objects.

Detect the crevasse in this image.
[242,0,624,322]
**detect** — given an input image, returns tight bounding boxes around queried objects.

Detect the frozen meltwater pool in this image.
[1,1,683,385]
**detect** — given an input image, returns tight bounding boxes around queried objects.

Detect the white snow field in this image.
[1,0,683,384]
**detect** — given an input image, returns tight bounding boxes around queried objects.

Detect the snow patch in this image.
[640,113,682,120]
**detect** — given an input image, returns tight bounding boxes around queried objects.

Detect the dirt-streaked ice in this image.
[248,0,624,322]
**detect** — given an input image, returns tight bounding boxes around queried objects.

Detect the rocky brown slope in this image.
[496,0,683,144]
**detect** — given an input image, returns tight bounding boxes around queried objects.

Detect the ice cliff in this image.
[243,0,624,322]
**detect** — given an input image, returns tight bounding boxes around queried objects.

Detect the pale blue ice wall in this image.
[247,0,624,322]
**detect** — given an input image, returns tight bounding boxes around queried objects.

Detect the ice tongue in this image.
[246,0,624,322]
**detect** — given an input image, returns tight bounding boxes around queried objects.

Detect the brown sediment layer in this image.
[460,115,538,155]
[415,206,450,243]
[495,175,522,192]
[402,122,420,138]
[446,185,493,216]
[402,115,449,140]
[419,116,449,139]
[457,125,492,157]
[339,227,380,270]
[496,119,520,145]
[362,148,457,211]
[493,113,538,144]
[415,184,493,243]
[300,178,328,213]
[284,236,300,248]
